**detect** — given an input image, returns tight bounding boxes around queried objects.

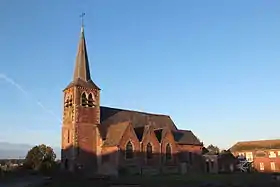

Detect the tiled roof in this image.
[100,106,177,130]
[99,106,202,146]
[230,139,280,152]
[102,121,130,147]
[100,106,177,139]
[172,130,202,145]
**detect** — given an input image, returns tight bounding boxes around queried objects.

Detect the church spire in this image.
[64,13,100,91]
[73,24,91,82]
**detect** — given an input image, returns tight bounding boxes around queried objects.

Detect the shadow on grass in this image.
[26,173,280,187]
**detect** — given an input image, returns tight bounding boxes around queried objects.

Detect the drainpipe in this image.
[117,145,120,167]
[140,142,143,176]
[160,142,162,173]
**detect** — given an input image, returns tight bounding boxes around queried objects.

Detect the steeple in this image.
[73,26,91,82]
[64,20,100,91]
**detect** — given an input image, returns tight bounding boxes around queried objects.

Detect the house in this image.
[203,152,219,173]
[202,149,237,174]
[218,150,237,173]
[230,139,280,172]
[61,25,204,175]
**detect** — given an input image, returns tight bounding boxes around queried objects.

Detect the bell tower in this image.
[61,23,101,172]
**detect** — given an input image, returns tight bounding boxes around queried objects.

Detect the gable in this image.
[118,123,140,151]
[160,128,178,154]
[142,126,160,145]
[161,128,176,144]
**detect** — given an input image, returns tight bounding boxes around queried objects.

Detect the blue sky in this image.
[0,0,280,149]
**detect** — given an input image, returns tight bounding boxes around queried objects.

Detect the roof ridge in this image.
[101,106,170,117]
[236,139,280,144]
[176,129,192,132]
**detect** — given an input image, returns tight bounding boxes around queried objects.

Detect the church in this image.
[61,25,204,175]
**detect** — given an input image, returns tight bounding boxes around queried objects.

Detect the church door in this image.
[206,161,210,173]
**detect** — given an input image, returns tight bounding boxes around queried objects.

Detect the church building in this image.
[61,25,204,175]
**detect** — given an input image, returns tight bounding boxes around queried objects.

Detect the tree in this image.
[202,147,209,154]
[207,144,220,154]
[24,144,56,172]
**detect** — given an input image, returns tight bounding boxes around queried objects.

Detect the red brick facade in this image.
[62,85,101,171]
[230,139,280,173]
[61,26,204,175]
[140,127,161,167]
[232,149,280,172]
[160,129,178,166]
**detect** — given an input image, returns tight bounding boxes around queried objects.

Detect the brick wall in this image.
[61,86,101,172]
[161,129,178,166]
[118,124,141,170]
[233,149,280,173]
[177,144,203,172]
[141,128,161,167]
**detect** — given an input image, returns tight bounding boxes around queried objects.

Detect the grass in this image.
[113,173,274,186]
[28,173,280,187]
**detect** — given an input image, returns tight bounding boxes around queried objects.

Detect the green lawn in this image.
[29,173,279,187]
[113,173,274,186]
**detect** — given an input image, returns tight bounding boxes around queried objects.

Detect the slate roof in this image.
[64,26,100,91]
[99,106,202,146]
[100,106,177,130]
[172,130,202,145]
[230,139,280,152]
[73,27,91,82]
[102,121,130,147]
[99,106,177,139]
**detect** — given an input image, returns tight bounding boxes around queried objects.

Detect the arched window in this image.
[125,141,133,159]
[67,130,70,143]
[189,152,193,164]
[166,143,172,161]
[65,97,69,108]
[88,93,94,107]
[81,92,87,106]
[69,96,73,107]
[146,143,153,159]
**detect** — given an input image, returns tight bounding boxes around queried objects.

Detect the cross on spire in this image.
[72,12,91,82]
[80,12,86,29]
[64,12,100,91]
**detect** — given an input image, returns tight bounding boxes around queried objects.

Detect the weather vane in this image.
[80,12,86,27]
